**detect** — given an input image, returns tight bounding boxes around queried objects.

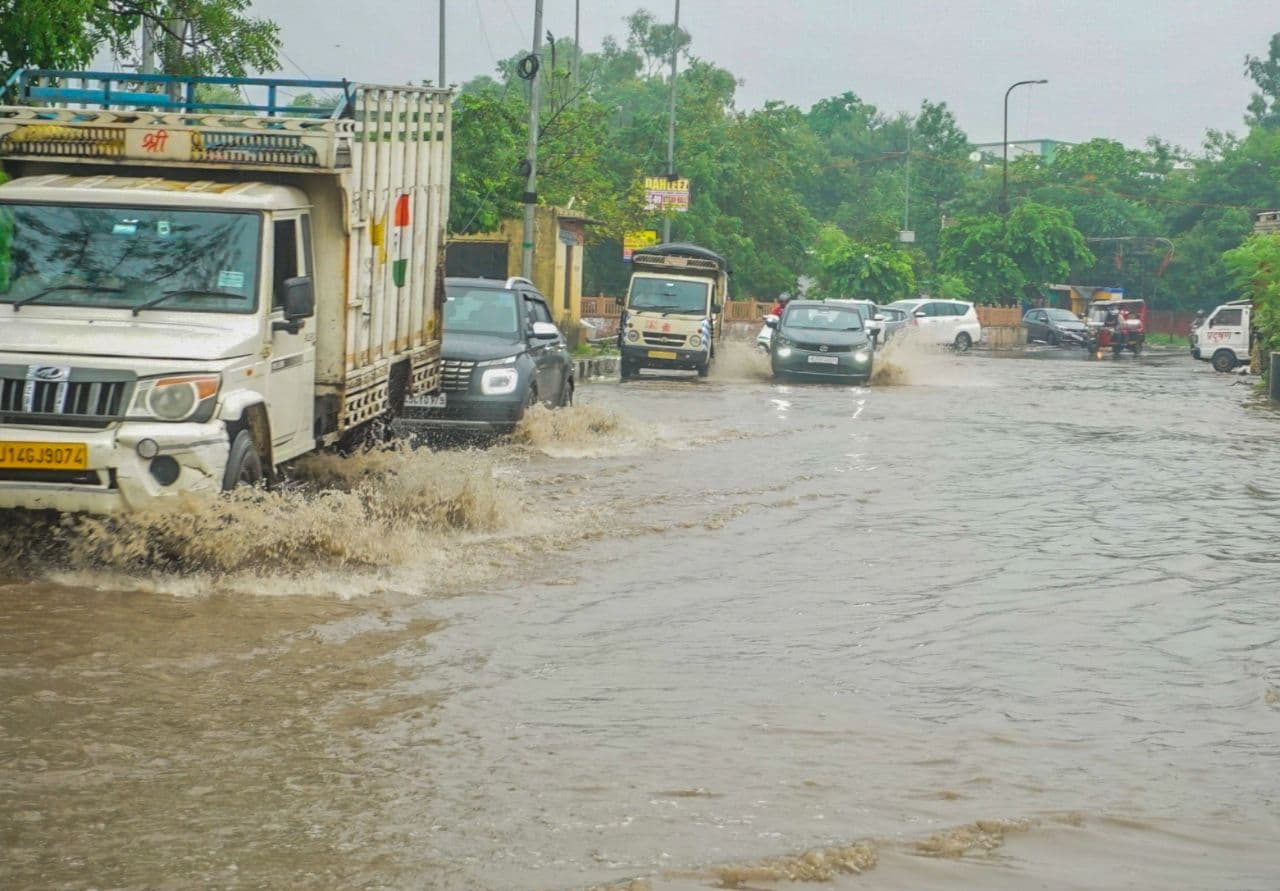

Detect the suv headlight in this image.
[854,350,871,363]
[481,367,519,395]
[129,374,220,422]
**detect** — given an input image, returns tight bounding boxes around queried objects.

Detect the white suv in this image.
[885,298,982,351]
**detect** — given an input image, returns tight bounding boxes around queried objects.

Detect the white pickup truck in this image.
[0,70,451,512]
[1190,299,1252,372]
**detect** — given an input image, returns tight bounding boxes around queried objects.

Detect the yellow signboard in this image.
[623,229,659,261]
[643,176,690,212]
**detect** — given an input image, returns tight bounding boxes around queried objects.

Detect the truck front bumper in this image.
[621,343,709,370]
[0,421,228,514]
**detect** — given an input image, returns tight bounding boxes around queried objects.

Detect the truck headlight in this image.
[689,333,703,348]
[854,351,870,363]
[130,374,220,422]
[626,329,640,342]
[481,368,519,395]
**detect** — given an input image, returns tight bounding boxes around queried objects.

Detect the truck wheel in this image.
[1211,350,1237,373]
[954,332,972,352]
[222,430,264,491]
[620,360,637,380]
[696,360,710,377]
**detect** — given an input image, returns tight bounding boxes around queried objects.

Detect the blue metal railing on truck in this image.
[2,70,352,119]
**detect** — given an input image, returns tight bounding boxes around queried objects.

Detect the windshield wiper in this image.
[10,284,124,311]
[132,288,245,315]
[636,305,701,316]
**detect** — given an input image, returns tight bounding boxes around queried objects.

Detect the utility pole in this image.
[902,124,912,233]
[572,0,581,91]
[438,0,446,88]
[140,20,156,74]
[662,0,681,243]
[521,0,545,279]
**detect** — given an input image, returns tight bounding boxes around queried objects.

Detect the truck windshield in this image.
[628,277,709,314]
[0,203,260,313]
[444,286,521,338]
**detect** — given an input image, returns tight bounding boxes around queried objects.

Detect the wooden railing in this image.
[582,298,1041,330]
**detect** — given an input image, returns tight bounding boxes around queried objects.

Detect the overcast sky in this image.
[249,0,1274,151]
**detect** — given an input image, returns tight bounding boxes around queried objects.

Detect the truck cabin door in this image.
[267,213,317,458]
[1206,306,1247,352]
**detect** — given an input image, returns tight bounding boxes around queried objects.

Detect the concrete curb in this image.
[574,355,619,381]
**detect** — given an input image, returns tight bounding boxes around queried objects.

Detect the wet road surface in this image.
[3,344,1280,890]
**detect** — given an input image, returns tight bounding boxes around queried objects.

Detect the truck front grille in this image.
[440,360,476,392]
[642,333,687,347]
[0,366,135,428]
[793,342,853,353]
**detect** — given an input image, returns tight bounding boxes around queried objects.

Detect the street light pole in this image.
[662,0,680,243]
[1002,78,1047,215]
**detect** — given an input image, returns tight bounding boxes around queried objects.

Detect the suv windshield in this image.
[784,306,862,331]
[0,203,260,313]
[444,286,521,338]
[628,277,709,313]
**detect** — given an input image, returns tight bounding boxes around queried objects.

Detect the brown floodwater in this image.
[3,343,1279,890]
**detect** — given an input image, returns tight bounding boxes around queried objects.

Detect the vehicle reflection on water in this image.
[2,343,1279,890]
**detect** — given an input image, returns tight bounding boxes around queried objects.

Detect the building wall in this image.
[448,207,588,341]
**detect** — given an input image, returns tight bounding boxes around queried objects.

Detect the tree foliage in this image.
[1223,233,1280,365]
[0,0,280,82]
[444,19,1279,308]
[939,203,1094,303]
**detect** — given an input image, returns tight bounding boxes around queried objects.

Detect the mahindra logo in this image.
[819,345,829,352]
[29,365,71,382]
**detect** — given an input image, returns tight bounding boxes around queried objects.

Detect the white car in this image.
[884,298,982,351]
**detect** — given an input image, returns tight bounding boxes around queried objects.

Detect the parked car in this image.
[884,298,982,351]
[768,300,874,383]
[401,276,573,435]
[1023,307,1091,347]
[828,299,886,343]
[872,306,911,342]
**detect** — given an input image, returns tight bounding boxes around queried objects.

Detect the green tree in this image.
[939,203,1094,303]
[811,225,915,302]
[0,0,280,83]
[1223,233,1280,370]
[1244,32,1280,129]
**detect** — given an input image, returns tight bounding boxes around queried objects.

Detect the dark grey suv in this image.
[402,277,573,435]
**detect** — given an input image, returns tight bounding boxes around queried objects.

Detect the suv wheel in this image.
[954,331,973,352]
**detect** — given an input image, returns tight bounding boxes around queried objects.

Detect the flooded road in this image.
[3,345,1280,890]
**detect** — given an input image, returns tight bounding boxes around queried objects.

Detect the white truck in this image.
[1190,299,1252,372]
[618,243,728,379]
[0,70,451,512]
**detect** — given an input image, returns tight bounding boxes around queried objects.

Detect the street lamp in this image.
[1002,78,1048,215]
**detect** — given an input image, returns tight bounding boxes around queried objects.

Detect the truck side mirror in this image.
[274,276,315,333]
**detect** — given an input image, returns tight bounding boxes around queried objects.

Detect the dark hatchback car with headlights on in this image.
[400,277,573,435]
[768,300,874,383]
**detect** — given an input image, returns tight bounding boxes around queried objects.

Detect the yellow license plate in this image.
[0,441,89,471]
[647,350,679,360]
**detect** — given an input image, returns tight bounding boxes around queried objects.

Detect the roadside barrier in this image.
[574,355,620,381]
